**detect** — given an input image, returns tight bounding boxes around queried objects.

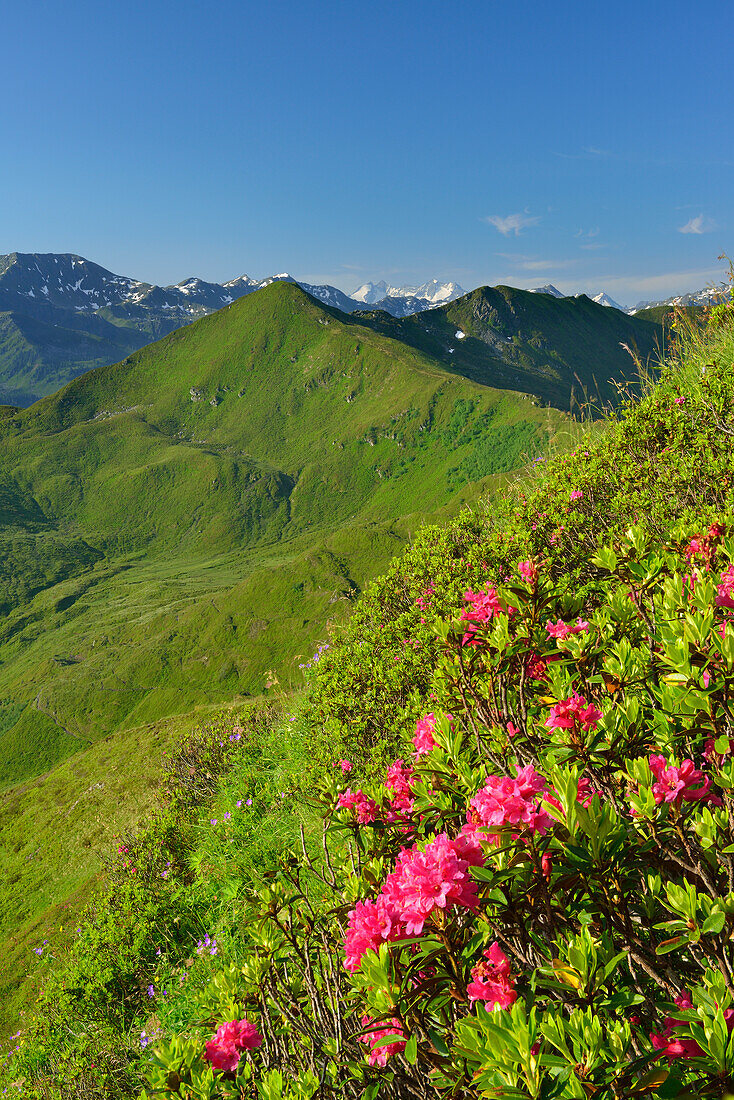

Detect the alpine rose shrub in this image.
[320,525,734,1096]
[148,522,734,1100]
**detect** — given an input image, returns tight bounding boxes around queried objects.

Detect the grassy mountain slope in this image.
[0,310,150,406]
[0,281,584,1041]
[0,282,573,793]
[0,254,666,409]
[1,306,731,1094]
[354,284,665,412]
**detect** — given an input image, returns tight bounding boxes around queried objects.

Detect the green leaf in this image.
[702,911,726,935]
[656,935,688,955]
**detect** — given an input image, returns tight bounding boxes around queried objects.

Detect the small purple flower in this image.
[246,798,253,806]
[210,819,218,826]
[147,984,155,998]
[236,800,242,808]
[223,812,231,821]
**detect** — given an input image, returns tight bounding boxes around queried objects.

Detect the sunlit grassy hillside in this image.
[2,304,731,1097]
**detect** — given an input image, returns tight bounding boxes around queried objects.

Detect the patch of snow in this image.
[455,329,466,339]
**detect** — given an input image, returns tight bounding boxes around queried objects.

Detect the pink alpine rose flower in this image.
[518,559,539,584]
[381,833,483,935]
[716,564,734,609]
[204,1018,262,1072]
[651,994,734,1062]
[343,897,405,973]
[467,942,517,1009]
[460,585,513,645]
[468,765,554,840]
[648,755,720,807]
[360,1016,406,1066]
[570,489,584,501]
[546,618,590,640]
[545,693,602,733]
[413,712,453,755]
[337,788,379,823]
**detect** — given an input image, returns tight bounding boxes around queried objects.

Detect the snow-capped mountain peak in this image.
[591,291,626,311]
[350,278,465,308]
[528,284,564,298]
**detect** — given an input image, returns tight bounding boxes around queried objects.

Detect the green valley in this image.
[0,280,582,786]
[0,279,671,1047]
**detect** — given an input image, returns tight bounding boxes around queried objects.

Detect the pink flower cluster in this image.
[415,583,435,611]
[413,712,453,755]
[334,759,353,773]
[414,712,438,755]
[648,755,720,807]
[360,1016,406,1066]
[460,585,513,646]
[546,617,590,640]
[204,1018,262,1073]
[651,991,733,1061]
[466,765,554,841]
[338,788,379,823]
[385,757,416,818]
[466,941,517,1009]
[518,559,539,584]
[545,693,602,734]
[570,489,584,501]
[716,564,734,610]
[685,524,724,568]
[343,832,484,971]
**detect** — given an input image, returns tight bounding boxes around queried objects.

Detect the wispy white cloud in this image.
[554,146,612,160]
[678,214,716,235]
[483,212,540,237]
[495,252,575,272]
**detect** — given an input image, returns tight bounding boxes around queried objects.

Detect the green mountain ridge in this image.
[0,249,666,408]
[0,281,578,794]
[0,301,731,1093]
[354,284,666,412]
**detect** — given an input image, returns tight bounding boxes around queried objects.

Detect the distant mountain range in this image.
[350,279,464,314]
[0,253,468,404]
[630,284,731,313]
[0,250,724,406]
[529,282,731,315]
[529,285,625,311]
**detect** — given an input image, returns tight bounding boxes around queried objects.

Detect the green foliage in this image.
[0,700,293,1097]
[307,314,734,770]
[139,522,734,1099]
[2,293,733,1098]
[0,282,569,792]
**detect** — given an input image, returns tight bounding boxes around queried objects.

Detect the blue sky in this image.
[2,0,730,305]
